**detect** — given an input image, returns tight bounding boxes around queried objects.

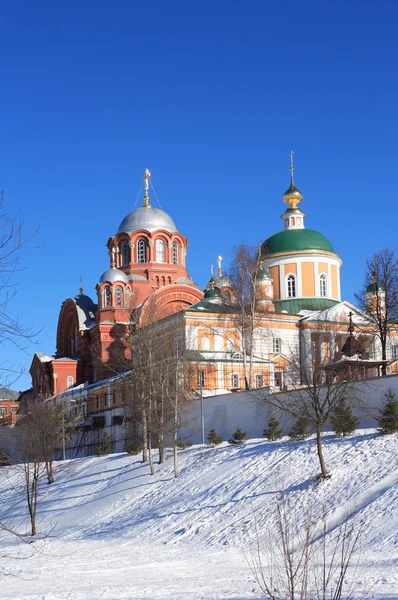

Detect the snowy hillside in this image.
[1,430,398,599]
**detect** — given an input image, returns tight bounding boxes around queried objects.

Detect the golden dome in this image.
[283,180,303,209]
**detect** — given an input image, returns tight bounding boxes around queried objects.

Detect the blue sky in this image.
[1,0,398,391]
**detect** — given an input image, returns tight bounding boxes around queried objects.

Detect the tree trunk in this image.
[147,396,155,475]
[158,393,165,464]
[315,426,329,479]
[45,459,54,484]
[141,403,148,462]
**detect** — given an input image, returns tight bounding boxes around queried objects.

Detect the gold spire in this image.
[142,168,151,208]
[79,276,83,295]
[283,150,303,209]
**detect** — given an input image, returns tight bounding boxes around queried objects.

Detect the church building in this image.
[30,159,398,411]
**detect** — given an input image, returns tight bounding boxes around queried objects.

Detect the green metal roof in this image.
[262,229,335,255]
[204,287,221,299]
[187,300,235,314]
[366,282,385,293]
[274,297,340,315]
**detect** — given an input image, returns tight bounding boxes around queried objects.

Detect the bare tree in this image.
[224,243,273,390]
[355,248,398,376]
[246,493,363,600]
[261,333,362,479]
[0,193,38,384]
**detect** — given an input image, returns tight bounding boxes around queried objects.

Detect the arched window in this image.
[121,242,129,266]
[116,286,123,306]
[320,273,327,297]
[67,375,74,389]
[287,274,296,298]
[137,239,147,263]
[222,291,230,303]
[105,287,112,307]
[201,337,210,350]
[161,276,166,286]
[156,239,165,263]
[172,241,179,265]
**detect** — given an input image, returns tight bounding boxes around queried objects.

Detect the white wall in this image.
[179,374,398,444]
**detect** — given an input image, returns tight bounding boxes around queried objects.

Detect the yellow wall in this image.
[284,263,297,276]
[301,262,315,297]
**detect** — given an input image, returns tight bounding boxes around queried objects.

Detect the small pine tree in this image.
[378,388,398,435]
[95,432,112,456]
[207,429,223,446]
[263,417,283,441]
[289,417,310,441]
[331,398,359,437]
[228,427,247,445]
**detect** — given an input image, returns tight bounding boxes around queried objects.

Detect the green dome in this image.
[256,265,271,280]
[204,286,221,299]
[366,281,385,293]
[262,229,335,256]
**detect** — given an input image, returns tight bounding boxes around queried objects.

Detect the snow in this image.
[1,430,398,599]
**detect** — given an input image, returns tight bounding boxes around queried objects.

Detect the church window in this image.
[137,239,147,263]
[172,241,179,265]
[273,338,281,353]
[156,239,166,263]
[67,376,74,389]
[287,274,296,298]
[392,345,398,359]
[201,337,210,350]
[320,274,327,297]
[121,242,129,266]
[223,291,230,303]
[285,219,289,228]
[116,286,123,306]
[197,371,205,388]
[161,276,166,286]
[230,373,240,388]
[105,287,112,306]
[255,374,264,388]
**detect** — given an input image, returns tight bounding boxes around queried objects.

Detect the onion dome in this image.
[366,281,385,293]
[117,207,177,235]
[283,180,303,209]
[255,261,271,280]
[204,286,221,299]
[117,168,178,234]
[99,267,129,284]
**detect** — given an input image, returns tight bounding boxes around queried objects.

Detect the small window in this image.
[67,376,74,389]
[273,338,281,354]
[290,217,295,226]
[116,286,123,306]
[287,274,296,298]
[255,374,264,388]
[201,337,210,350]
[0,407,6,415]
[231,373,240,388]
[105,287,112,307]
[320,274,327,297]
[172,241,179,265]
[392,345,398,360]
[137,239,147,263]
[222,291,230,303]
[297,217,301,225]
[197,371,205,388]
[156,239,166,263]
[285,219,289,227]
[121,242,129,266]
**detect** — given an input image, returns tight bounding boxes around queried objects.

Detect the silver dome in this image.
[117,206,178,234]
[99,268,129,284]
[214,274,232,288]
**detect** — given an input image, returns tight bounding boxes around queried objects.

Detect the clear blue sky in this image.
[1,0,398,391]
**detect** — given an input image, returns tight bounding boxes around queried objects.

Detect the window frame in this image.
[116,286,123,306]
[287,274,296,298]
[230,373,240,388]
[319,273,328,297]
[197,371,205,388]
[155,238,166,263]
[172,241,179,265]
[121,241,129,266]
[137,239,147,263]
[105,286,112,307]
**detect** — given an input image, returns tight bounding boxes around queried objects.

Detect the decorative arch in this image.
[139,284,204,326]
